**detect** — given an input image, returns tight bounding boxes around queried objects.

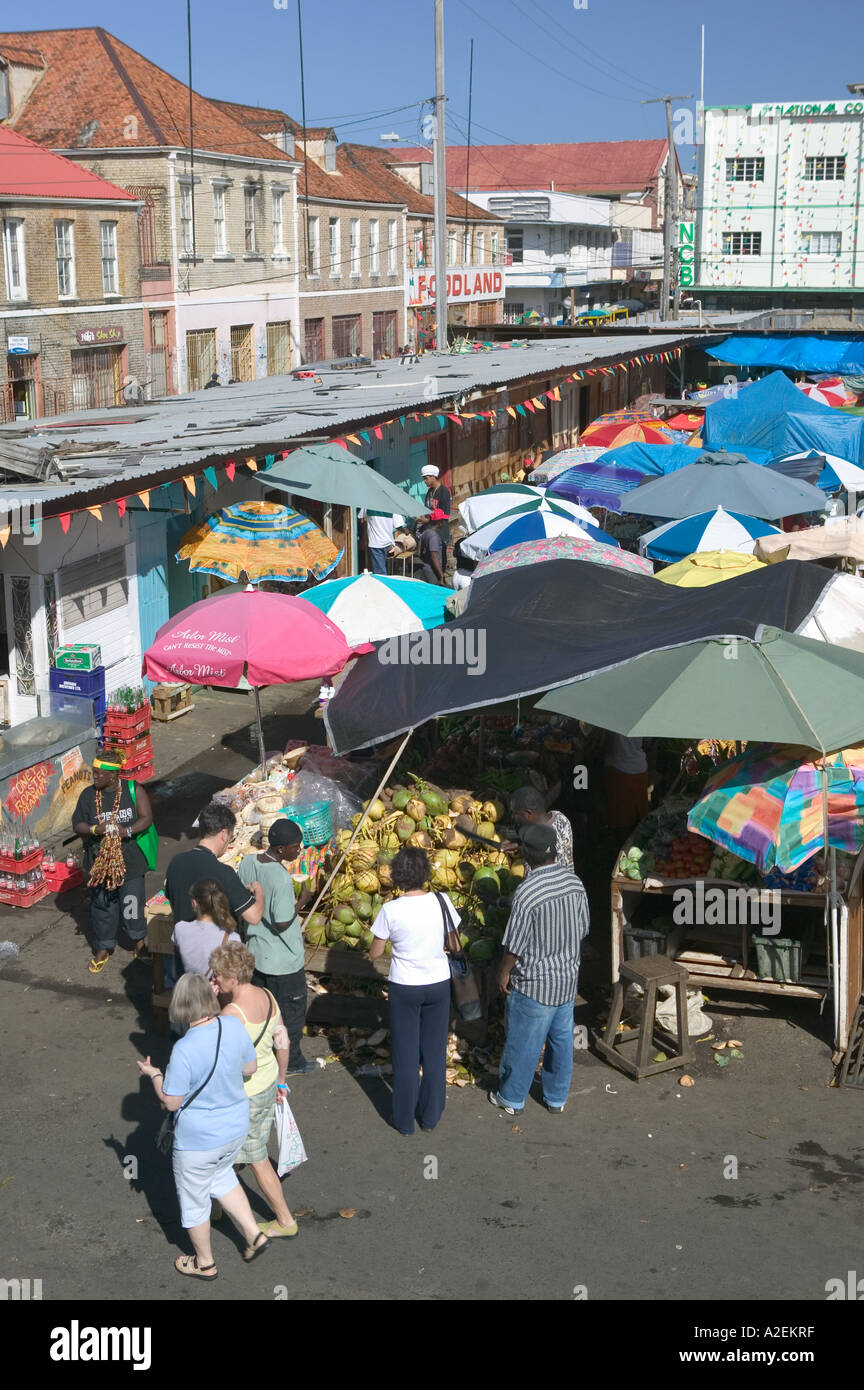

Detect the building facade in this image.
[695,98,864,311]
[1,127,145,421]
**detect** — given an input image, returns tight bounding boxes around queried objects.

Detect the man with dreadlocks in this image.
[72,751,155,974]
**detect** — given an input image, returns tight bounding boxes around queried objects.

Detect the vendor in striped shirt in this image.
[503,785,574,870]
[489,823,589,1117]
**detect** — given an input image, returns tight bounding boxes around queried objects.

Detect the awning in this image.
[706,336,864,374]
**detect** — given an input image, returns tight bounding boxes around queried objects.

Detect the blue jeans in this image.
[369,546,389,575]
[498,988,575,1111]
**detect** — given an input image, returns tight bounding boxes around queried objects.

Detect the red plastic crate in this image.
[103,733,152,766]
[102,708,151,738]
[0,882,50,908]
[121,760,154,783]
[0,847,43,874]
[44,864,84,892]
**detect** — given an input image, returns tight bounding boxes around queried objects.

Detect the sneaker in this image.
[285,1056,317,1075]
[488,1090,520,1116]
[543,1100,565,1114]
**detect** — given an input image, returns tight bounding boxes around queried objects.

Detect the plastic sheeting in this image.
[706,336,864,374]
[703,371,864,464]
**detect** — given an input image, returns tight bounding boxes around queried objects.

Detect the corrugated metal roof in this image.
[0,329,745,510]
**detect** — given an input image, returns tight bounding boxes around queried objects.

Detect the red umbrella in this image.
[665,411,704,431]
[144,588,372,765]
[580,420,678,447]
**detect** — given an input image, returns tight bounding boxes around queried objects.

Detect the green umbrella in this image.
[263,443,427,517]
[537,626,864,1049]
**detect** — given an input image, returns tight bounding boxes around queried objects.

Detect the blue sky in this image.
[10,0,864,177]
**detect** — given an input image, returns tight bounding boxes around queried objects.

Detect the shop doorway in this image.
[149,311,169,397]
[6,354,39,419]
[186,329,217,391]
[70,347,122,410]
[372,310,397,359]
[230,324,254,382]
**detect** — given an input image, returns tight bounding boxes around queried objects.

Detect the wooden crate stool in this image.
[146,904,175,1036]
[596,954,693,1081]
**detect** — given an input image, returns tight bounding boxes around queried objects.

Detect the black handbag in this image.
[156,1017,223,1156]
[435,891,483,1023]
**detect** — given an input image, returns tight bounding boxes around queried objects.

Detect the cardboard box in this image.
[54,644,102,672]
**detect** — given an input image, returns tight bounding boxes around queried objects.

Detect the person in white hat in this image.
[420,463,451,558]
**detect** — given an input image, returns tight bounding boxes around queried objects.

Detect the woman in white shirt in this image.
[369,848,454,1136]
[171,880,242,976]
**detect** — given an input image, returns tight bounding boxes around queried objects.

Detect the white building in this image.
[696,98,864,310]
[466,190,633,324]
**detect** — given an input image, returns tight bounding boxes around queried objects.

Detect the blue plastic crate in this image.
[49,665,106,697]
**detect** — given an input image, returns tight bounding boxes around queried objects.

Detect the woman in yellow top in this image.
[210,942,297,1239]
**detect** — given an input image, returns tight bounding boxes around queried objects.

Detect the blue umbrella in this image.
[302,572,448,646]
[639,506,781,563]
[547,461,645,511]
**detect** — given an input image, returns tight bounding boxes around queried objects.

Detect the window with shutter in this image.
[59,548,128,629]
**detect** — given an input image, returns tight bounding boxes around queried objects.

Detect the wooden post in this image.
[570,289,576,326]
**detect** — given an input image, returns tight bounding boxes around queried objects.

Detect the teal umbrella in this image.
[537,626,864,1048]
[263,443,426,517]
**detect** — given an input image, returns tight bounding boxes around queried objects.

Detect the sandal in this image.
[242,1231,269,1263]
[174,1254,218,1280]
[88,956,110,974]
[257,1218,298,1239]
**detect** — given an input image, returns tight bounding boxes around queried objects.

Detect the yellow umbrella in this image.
[655,549,768,587]
[175,500,342,584]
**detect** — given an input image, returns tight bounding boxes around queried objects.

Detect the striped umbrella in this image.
[459,497,616,563]
[688,744,864,871]
[773,449,864,494]
[580,420,678,447]
[797,378,854,408]
[175,500,342,583]
[472,534,653,581]
[639,506,781,563]
[301,572,449,646]
[458,483,545,531]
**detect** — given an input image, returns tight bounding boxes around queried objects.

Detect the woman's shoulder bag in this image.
[156,1016,223,1156]
[434,891,483,1023]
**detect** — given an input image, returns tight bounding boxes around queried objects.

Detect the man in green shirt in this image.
[237,819,316,1075]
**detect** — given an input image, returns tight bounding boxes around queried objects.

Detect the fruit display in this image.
[618,799,758,884]
[304,773,525,960]
[421,713,581,791]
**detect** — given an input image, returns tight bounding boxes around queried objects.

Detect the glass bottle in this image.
[13,836,22,860]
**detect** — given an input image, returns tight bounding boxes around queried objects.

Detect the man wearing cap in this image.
[72,753,155,974]
[489,823,589,1116]
[421,463,451,552]
[416,509,448,585]
[237,819,317,1075]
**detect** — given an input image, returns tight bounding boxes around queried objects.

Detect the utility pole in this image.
[643,95,692,320]
[433,0,448,351]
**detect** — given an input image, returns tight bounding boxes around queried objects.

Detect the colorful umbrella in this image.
[472,534,653,582]
[530,446,608,485]
[175,500,342,584]
[143,587,371,765]
[459,497,616,562]
[639,506,781,562]
[772,449,864,494]
[547,461,647,511]
[582,409,657,427]
[580,420,678,447]
[458,483,545,531]
[301,572,449,646]
[688,745,864,871]
[654,549,768,587]
[797,378,854,408]
[664,411,705,431]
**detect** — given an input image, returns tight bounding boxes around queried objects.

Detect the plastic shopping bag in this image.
[275,1097,308,1177]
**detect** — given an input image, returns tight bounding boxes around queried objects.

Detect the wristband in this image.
[276,1083,288,1090]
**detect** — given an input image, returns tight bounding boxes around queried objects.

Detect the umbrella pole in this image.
[253,686,267,776]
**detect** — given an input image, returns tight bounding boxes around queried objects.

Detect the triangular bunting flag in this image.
[246,458,258,472]
[447,414,462,424]
[264,454,275,469]
[360,430,371,443]
[116,498,127,519]
[515,404,527,417]
[225,462,236,482]
[0,525,10,549]
[183,476,196,495]
[435,415,447,429]
[532,397,545,409]
[346,434,361,445]
[203,466,218,490]
[373,426,383,440]
[59,512,72,532]
[524,401,535,414]
[399,416,406,429]
[506,406,517,419]
[87,505,103,520]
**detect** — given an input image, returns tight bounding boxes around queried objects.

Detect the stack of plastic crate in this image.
[102,695,154,783]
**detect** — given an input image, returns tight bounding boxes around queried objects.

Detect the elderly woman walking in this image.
[369,847,453,1136]
[210,942,297,1239]
[136,973,269,1279]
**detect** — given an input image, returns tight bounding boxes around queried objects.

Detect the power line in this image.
[505,0,654,97]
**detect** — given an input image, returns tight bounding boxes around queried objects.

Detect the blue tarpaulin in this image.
[706,335,864,374]
[703,371,864,464]
[547,442,772,510]
[596,440,773,473]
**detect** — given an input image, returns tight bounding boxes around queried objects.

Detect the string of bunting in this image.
[33,347,682,537]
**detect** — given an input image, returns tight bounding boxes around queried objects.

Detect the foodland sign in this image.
[409,265,503,307]
[678,221,695,288]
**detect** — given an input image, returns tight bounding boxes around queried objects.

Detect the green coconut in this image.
[304,913,328,947]
[391,789,411,812]
[472,866,501,900]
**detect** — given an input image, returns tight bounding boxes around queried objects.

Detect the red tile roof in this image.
[386,139,669,196]
[0,43,44,67]
[0,123,136,200]
[340,144,501,221]
[0,27,293,162]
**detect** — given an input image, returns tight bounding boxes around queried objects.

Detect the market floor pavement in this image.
[2,685,863,1300]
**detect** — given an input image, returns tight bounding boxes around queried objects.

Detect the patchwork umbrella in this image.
[471,534,654,583]
[144,587,372,767]
[620,453,828,520]
[175,500,342,583]
[654,550,767,587]
[580,420,678,447]
[798,378,854,408]
[639,506,781,562]
[459,496,616,562]
[530,446,608,485]
[301,572,449,646]
[688,745,864,871]
[458,483,545,531]
[546,461,644,511]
